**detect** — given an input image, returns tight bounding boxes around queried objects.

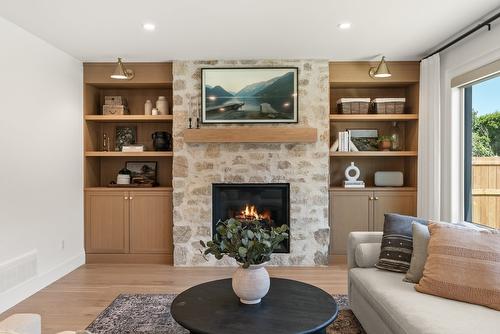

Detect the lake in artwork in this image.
[201,68,298,123]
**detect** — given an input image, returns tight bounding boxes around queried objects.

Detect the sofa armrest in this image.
[347,232,383,270]
[0,314,41,334]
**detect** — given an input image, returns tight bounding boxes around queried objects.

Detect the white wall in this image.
[440,20,500,222]
[0,17,84,313]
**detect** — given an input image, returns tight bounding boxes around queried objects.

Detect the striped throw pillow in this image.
[375,213,428,273]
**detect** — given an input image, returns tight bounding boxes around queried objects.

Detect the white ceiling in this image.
[1,0,499,61]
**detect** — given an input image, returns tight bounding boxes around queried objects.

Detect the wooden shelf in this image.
[184,127,317,143]
[329,186,417,191]
[85,151,173,157]
[329,114,418,122]
[330,151,417,157]
[85,115,173,122]
[85,187,173,191]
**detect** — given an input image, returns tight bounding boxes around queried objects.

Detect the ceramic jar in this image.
[156,96,169,115]
[144,100,153,115]
[152,131,172,151]
[232,263,270,304]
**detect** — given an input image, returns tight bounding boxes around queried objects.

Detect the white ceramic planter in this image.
[232,263,270,304]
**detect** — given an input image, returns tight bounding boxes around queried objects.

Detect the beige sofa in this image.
[347,232,500,334]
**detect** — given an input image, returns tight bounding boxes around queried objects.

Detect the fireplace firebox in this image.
[212,183,290,253]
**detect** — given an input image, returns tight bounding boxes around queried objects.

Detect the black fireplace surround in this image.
[212,183,290,253]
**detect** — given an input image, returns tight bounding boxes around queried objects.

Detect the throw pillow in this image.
[404,222,430,283]
[404,220,491,283]
[375,213,428,273]
[415,223,500,310]
[355,243,381,268]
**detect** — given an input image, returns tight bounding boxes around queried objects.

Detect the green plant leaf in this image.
[238,247,248,257]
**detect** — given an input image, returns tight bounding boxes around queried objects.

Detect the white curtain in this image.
[418,54,441,220]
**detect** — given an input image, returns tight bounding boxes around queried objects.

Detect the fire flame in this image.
[236,204,271,221]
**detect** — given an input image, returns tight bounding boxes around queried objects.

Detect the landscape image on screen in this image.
[202,68,297,123]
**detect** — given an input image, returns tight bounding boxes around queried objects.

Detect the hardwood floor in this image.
[0,264,348,334]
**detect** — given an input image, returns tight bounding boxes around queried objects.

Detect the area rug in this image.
[86,294,365,334]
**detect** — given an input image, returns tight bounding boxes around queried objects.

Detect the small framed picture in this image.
[349,129,379,151]
[115,126,137,151]
[125,161,157,185]
[201,67,298,124]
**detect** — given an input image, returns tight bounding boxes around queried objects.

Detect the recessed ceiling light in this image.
[337,22,351,30]
[143,23,156,31]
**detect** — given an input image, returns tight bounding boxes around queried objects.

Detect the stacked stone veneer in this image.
[172,60,330,266]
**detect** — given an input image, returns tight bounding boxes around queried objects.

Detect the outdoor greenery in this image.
[200,218,289,268]
[472,110,500,157]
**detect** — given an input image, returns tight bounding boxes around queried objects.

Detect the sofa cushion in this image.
[350,267,500,334]
[355,243,380,268]
[415,223,500,310]
[375,213,428,273]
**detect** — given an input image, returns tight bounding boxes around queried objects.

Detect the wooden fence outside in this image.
[472,157,500,229]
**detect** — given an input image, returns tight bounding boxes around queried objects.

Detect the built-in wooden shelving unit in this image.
[83,62,174,265]
[184,127,317,143]
[328,61,420,260]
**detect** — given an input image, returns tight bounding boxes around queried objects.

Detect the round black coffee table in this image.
[171,278,338,334]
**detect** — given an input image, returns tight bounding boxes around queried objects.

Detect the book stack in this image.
[122,144,144,152]
[344,180,365,188]
[103,96,129,115]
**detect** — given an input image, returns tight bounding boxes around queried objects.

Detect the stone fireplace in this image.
[172,59,330,266]
[212,183,290,253]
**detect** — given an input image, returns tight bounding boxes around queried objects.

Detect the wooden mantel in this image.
[183,127,317,143]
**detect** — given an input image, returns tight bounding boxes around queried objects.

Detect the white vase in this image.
[144,100,153,115]
[156,96,169,115]
[232,263,270,304]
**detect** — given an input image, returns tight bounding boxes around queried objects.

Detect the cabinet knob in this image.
[374,197,379,200]
[129,197,133,200]
[369,197,374,200]
[124,196,129,200]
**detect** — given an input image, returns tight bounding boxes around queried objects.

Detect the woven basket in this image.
[337,101,370,114]
[373,101,405,114]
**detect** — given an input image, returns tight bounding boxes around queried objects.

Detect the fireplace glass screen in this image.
[212,183,290,253]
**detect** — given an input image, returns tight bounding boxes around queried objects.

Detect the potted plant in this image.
[377,135,393,151]
[200,218,289,304]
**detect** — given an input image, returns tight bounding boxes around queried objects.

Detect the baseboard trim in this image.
[0,252,85,314]
[86,253,173,264]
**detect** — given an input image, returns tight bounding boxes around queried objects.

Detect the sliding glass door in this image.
[463,75,500,228]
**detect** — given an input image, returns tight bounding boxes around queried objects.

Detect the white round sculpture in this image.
[345,162,360,181]
[232,263,270,304]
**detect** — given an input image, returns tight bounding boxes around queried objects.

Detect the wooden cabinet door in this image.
[329,190,373,255]
[85,191,129,253]
[373,191,417,231]
[129,191,173,254]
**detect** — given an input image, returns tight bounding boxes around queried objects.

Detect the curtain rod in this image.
[422,11,500,60]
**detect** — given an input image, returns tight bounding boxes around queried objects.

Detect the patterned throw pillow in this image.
[375,213,428,273]
[415,223,500,310]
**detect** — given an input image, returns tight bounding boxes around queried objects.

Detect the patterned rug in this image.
[87,294,365,334]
